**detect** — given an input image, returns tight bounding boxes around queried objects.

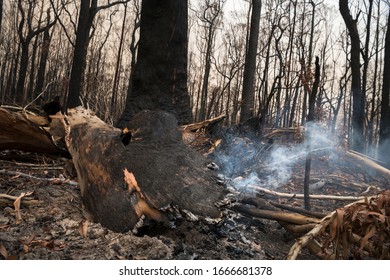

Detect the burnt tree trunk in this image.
[339,0,364,152]
[66,108,224,232]
[35,11,55,102]
[379,8,390,165]
[240,0,261,123]
[0,0,3,33]
[118,0,192,126]
[66,0,94,109]
[303,56,320,211]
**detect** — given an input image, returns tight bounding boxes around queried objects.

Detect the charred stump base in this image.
[65,107,225,232]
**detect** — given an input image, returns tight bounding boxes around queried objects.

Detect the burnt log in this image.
[65,107,226,232]
[0,107,65,155]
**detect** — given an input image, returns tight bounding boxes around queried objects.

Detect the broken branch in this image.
[248,185,366,201]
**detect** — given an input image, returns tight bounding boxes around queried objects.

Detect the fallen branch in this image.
[287,192,390,259]
[248,185,365,201]
[287,211,334,260]
[345,150,390,178]
[268,201,325,219]
[0,193,41,207]
[180,114,225,132]
[232,203,321,225]
[0,169,78,186]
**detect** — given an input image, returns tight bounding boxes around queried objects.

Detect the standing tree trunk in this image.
[35,12,54,103]
[66,0,94,109]
[111,3,128,113]
[197,0,224,122]
[0,0,3,32]
[240,0,261,123]
[379,8,390,165]
[117,0,192,126]
[339,0,364,152]
[15,0,55,103]
[124,0,140,106]
[66,0,131,109]
[303,56,320,211]
[367,0,381,150]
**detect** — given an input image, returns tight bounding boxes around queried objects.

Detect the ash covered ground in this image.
[0,125,386,260]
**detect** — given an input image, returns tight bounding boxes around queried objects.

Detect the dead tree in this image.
[0,0,3,32]
[339,0,365,152]
[303,56,320,210]
[118,0,192,126]
[66,0,131,109]
[240,0,261,123]
[379,8,390,164]
[15,0,56,103]
[195,0,225,122]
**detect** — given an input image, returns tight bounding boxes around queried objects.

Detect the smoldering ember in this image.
[1,0,390,260]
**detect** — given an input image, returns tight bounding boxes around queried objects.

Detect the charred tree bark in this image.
[0,108,64,155]
[111,3,128,113]
[339,0,364,152]
[66,108,224,232]
[124,0,140,106]
[240,0,261,123]
[66,0,131,109]
[303,56,320,211]
[379,8,390,165]
[0,0,3,32]
[66,0,94,109]
[35,12,54,103]
[118,0,192,126]
[15,0,55,103]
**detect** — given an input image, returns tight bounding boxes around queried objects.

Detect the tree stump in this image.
[65,107,225,232]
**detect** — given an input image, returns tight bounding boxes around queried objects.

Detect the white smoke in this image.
[214,122,338,192]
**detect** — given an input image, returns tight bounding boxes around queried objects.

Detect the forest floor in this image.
[0,133,387,260]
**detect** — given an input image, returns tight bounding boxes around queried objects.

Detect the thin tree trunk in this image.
[303,56,320,211]
[35,16,54,103]
[368,0,381,150]
[0,0,3,32]
[111,3,128,113]
[379,8,390,164]
[240,0,261,123]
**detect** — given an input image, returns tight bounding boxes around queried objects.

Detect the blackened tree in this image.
[65,0,131,109]
[379,8,390,164]
[117,0,192,127]
[339,0,364,152]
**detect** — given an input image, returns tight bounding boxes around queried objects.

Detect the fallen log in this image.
[64,107,226,232]
[0,107,64,155]
[232,203,321,225]
[248,185,366,201]
[345,150,390,178]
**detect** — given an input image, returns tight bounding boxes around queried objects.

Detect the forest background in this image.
[0,0,389,161]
